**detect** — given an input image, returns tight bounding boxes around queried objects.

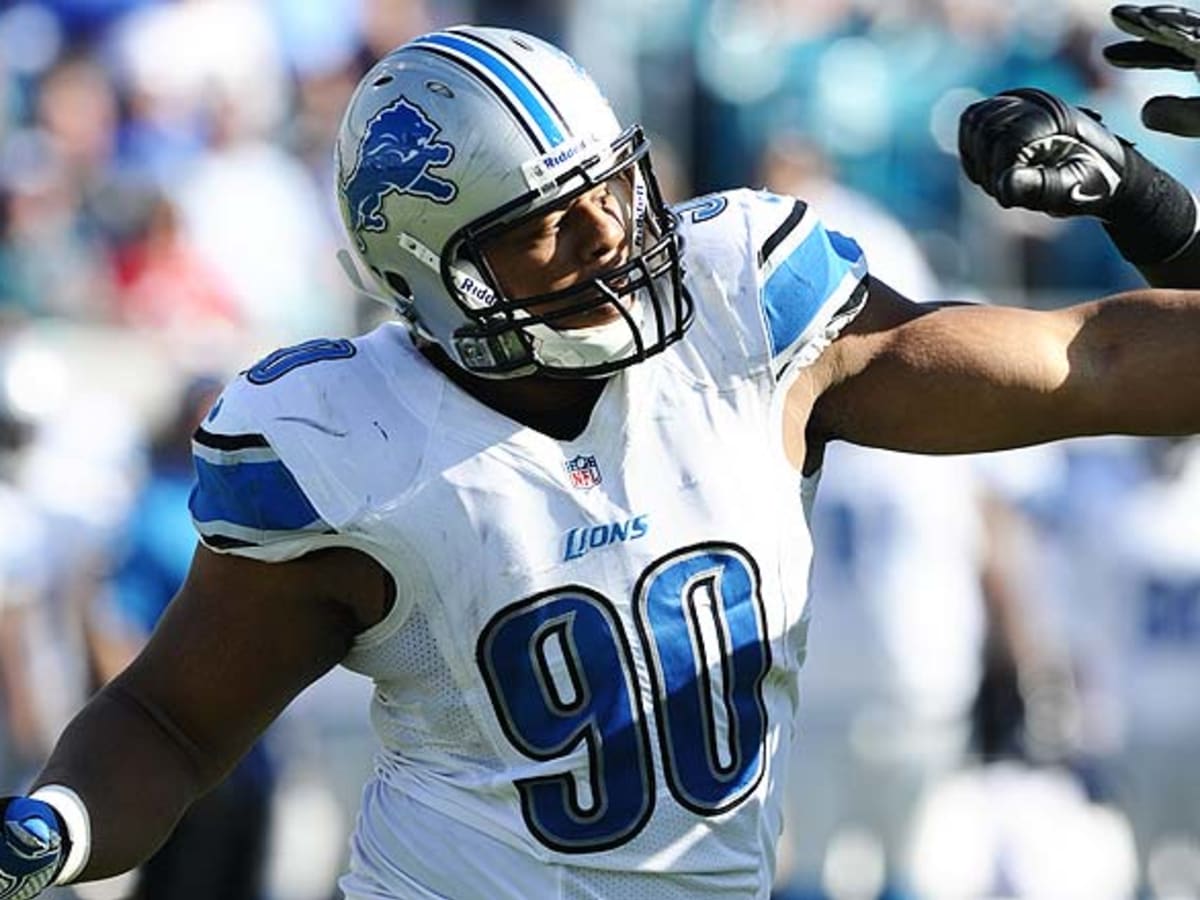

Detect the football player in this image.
[4,21,1200,900]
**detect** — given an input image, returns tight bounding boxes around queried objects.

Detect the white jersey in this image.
[805,443,987,728]
[1064,441,1200,747]
[190,189,867,899]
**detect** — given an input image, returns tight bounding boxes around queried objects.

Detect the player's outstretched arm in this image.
[1104,4,1200,137]
[958,86,1200,288]
[805,278,1200,455]
[1,544,387,895]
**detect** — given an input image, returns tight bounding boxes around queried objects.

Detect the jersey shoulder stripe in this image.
[754,194,867,371]
[191,430,269,452]
[757,197,810,272]
[190,426,333,550]
[188,325,442,563]
[676,189,868,380]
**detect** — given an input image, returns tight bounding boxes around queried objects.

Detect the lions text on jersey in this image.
[189,190,866,899]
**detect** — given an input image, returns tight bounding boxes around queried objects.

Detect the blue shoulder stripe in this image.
[189,455,326,533]
[761,223,864,360]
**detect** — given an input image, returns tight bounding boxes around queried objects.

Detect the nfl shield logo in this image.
[565,454,602,490]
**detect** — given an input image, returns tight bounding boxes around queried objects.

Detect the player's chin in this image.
[550,294,635,330]
[531,283,636,330]
[559,300,619,327]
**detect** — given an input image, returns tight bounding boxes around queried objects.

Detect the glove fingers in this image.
[1142,95,1200,135]
[1143,5,1200,34]
[1112,4,1164,38]
[959,88,1105,208]
[960,97,1022,185]
[997,166,1048,210]
[1103,39,1197,70]
[1112,4,1200,38]
[984,105,1052,191]
[999,87,1079,129]
[958,100,989,184]
[1002,86,1069,110]
[1112,4,1200,61]
[960,86,1129,220]
[999,161,1114,216]
[959,91,1061,186]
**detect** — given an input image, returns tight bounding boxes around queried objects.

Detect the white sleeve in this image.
[750,190,869,375]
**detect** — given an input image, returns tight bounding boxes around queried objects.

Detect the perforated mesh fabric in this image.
[365,605,498,767]
[561,865,770,899]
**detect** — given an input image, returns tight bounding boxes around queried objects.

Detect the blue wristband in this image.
[28,786,89,886]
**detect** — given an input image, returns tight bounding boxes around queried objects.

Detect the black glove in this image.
[959,86,1197,265]
[1105,5,1200,137]
[959,87,1128,218]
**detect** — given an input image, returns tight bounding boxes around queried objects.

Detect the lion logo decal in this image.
[342,97,457,233]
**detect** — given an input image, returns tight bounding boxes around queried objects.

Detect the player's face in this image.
[483,173,635,329]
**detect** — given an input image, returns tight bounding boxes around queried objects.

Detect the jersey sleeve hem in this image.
[750,192,869,378]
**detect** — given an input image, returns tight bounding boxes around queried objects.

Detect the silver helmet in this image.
[335,26,691,378]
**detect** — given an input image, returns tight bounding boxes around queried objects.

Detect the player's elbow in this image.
[103,679,225,794]
[1058,294,1185,434]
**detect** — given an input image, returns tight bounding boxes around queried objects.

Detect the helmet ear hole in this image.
[384,270,412,298]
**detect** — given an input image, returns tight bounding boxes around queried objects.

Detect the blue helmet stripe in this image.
[414,32,566,147]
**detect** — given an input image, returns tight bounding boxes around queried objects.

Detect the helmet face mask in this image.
[450,126,691,377]
[336,26,692,379]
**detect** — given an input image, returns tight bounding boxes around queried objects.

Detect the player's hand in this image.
[0,798,64,900]
[958,87,1128,219]
[1104,5,1200,136]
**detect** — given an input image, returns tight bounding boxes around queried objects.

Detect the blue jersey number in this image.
[674,194,728,224]
[478,588,655,852]
[1141,577,1200,643]
[247,339,356,384]
[477,542,770,853]
[635,546,770,814]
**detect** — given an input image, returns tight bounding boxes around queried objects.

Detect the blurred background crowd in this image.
[0,1,1198,899]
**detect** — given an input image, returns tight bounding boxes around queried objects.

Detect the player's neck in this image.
[420,344,607,441]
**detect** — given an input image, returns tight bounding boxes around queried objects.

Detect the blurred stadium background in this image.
[0,1,1198,899]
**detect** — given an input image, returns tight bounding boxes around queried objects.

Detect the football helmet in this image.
[335,26,691,378]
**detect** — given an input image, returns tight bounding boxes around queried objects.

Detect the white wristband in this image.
[29,785,91,885]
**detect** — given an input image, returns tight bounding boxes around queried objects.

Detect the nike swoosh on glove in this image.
[959,87,1129,218]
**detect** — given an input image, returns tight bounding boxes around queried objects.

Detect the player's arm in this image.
[17,542,389,889]
[958,86,1200,288]
[805,277,1200,453]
